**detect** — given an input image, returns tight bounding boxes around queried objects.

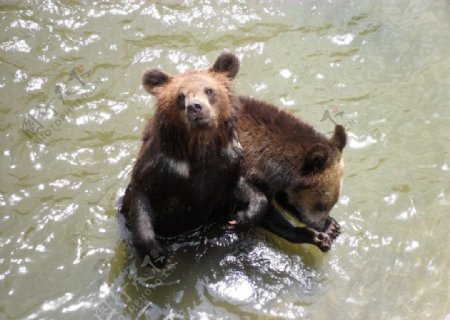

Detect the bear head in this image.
[142,52,240,132]
[276,125,347,231]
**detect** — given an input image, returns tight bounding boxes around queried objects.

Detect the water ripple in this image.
[1,1,449,319]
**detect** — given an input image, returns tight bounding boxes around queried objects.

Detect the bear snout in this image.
[185,100,215,128]
[187,100,204,114]
[308,217,328,232]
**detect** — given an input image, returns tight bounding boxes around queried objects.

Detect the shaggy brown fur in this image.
[120,53,267,268]
[237,96,346,250]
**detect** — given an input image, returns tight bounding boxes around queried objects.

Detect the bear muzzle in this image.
[275,190,330,231]
[186,100,214,128]
[187,100,204,114]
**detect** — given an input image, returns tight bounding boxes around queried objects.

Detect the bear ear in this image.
[142,69,171,95]
[210,52,240,79]
[331,124,347,152]
[302,144,329,175]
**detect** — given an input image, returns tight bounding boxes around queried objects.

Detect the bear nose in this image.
[187,100,203,114]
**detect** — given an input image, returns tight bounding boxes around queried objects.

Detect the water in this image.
[1,1,449,319]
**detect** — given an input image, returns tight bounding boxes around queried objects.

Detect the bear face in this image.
[274,126,346,231]
[142,54,239,134]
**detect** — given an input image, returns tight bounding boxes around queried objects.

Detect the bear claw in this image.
[312,217,340,252]
[324,217,341,241]
[226,220,238,230]
[227,211,253,230]
[135,240,168,269]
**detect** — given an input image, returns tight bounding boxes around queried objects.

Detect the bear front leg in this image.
[228,177,268,230]
[261,205,334,252]
[130,189,167,268]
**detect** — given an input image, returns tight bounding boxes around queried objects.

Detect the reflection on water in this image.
[1,1,449,319]
[109,221,325,319]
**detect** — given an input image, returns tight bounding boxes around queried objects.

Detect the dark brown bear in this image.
[236,97,346,251]
[120,53,267,268]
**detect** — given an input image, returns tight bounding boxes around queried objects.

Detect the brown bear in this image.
[120,53,267,268]
[236,96,346,251]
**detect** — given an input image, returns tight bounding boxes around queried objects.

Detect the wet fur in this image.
[238,96,346,251]
[121,54,267,267]
[238,96,344,189]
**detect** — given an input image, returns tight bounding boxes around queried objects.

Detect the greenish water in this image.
[1,1,449,319]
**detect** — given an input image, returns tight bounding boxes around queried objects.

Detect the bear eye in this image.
[177,93,185,106]
[205,88,214,96]
[314,202,328,213]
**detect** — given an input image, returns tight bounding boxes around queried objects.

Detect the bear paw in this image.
[227,211,254,230]
[311,231,333,252]
[135,239,168,269]
[324,217,341,241]
[227,219,250,230]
